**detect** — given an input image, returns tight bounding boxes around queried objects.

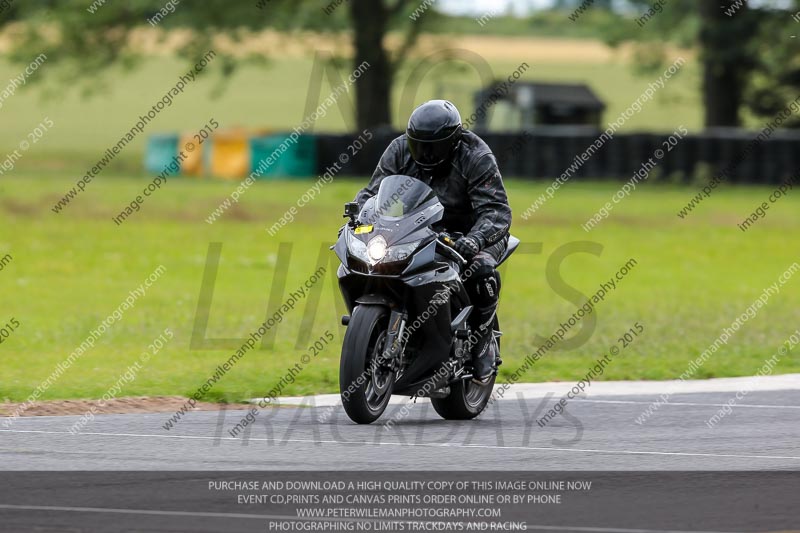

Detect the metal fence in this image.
[315,127,800,184]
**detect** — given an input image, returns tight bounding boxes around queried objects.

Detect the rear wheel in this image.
[432,323,499,420]
[340,305,394,424]
[431,374,495,420]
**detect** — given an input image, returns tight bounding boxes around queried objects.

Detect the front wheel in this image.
[339,305,394,424]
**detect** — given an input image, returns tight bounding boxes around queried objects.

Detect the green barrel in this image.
[250,134,316,179]
[144,134,181,176]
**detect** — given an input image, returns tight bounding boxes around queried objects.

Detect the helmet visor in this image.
[407,130,458,168]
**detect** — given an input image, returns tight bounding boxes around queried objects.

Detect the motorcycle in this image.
[333,174,519,424]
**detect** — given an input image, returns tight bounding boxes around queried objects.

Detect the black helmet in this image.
[406,100,462,169]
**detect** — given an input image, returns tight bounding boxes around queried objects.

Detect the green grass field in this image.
[1,172,798,403]
[0,38,794,404]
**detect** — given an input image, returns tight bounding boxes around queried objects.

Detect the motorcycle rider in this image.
[354,99,512,383]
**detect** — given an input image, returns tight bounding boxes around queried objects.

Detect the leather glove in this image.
[453,235,481,260]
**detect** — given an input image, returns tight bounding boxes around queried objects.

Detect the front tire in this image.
[339,305,394,424]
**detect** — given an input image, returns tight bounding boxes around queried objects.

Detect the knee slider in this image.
[473,269,500,308]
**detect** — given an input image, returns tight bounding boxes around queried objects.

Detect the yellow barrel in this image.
[209,129,251,180]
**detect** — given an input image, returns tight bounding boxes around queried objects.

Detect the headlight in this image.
[367,236,387,264]
[347,232,421,267]
[383,240,421,263]
[346,232,370,264]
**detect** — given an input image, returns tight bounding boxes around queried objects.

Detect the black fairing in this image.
[334,175,468,387]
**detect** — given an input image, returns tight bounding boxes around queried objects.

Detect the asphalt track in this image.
[2,389,799,470]
[2,385,800,532]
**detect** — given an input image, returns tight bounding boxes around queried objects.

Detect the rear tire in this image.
[339,305,393,424]
[431,375,495,420]
[432,326,499,420]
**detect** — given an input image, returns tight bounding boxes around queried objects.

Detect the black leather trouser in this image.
[464,235,508,332]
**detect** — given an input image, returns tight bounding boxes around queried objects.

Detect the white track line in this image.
[0,504,288,520]
[523,526,738,533]
[0,504,743,533]
[573,399,800,409]
[2,428,799,461]
[2,397,798,425]
[257,375,800,407]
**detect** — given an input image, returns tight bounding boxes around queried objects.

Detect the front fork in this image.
[379,309,407,373]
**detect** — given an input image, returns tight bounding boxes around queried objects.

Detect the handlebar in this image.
[436,232,468,268]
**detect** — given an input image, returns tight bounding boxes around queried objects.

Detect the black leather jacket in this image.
[355,130,512,250]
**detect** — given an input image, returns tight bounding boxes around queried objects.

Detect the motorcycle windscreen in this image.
[373,175,437,218]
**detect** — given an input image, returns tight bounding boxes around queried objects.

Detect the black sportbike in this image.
[333,175,519,424]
